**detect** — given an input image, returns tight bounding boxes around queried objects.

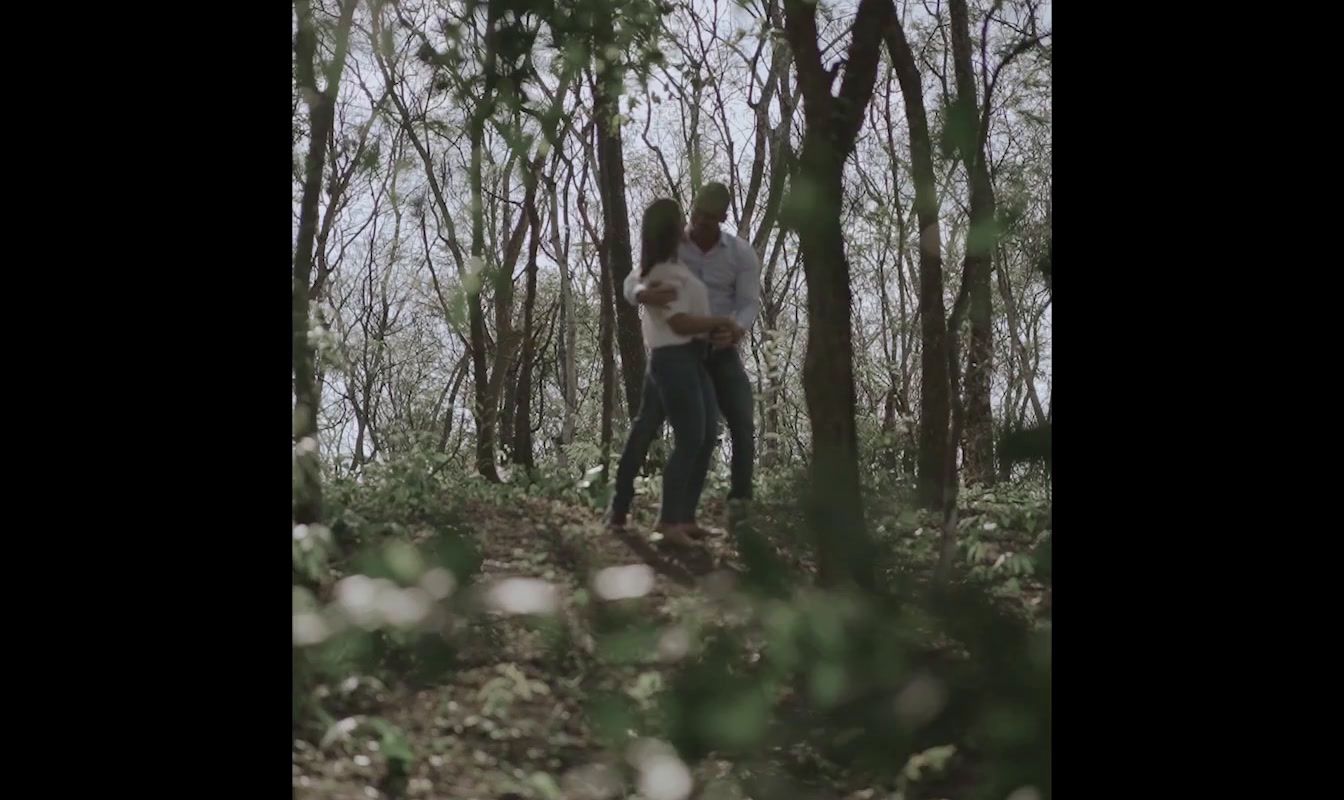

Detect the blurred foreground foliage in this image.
[294,446,1050,799]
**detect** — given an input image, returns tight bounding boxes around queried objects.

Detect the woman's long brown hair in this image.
[640,198,683,277]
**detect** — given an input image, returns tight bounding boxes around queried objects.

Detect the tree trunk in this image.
[499,360,518,463]
[738,0,791,240]
[782,0,891,589]
[438,353,470,454]
[575,126,616,476]
[551,178,578,467]
[597,232,616,475]
[793,147,866,590]
[876,236,900,473]
[947,0,997,486]
[745,18,797,469]
[885,15,950,510]
[467,169,497,479]
[996,247,1047,427]
[757,243,792,468]
[934,212,982,585]
[479,164,536,476]
[896,241,917,480]
[593,72,646,418]
[466,6,506,481]
[512,179,543,474]
[292,0,358,526]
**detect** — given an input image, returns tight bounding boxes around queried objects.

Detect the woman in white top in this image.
[625,198,743,548]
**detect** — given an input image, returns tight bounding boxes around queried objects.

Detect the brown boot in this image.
[654,523,701,549]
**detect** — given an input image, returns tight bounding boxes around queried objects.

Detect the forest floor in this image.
[293,485,1050,800]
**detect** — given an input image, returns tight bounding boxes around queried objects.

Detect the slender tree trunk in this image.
[744,18,796,468]
[480,166,536,475]
[293,0,358,526]
[592,67,646,418]
[499,361,518,463]
[881,78,918,480]
[466,205,497,478]
[575,132,616,475]
[758,264,787,469]
[996,248,1047,427]
[466,6,506,481]
[738,0,790,240]
[512,180,543,474]
[551,178,578,467]
[597,233,616,474]
[351,393,371,470]
[876,243,900,472]
[438,353,470,454]
[885,15,950,510]
[935,291,970,585]
[948,0,999,486]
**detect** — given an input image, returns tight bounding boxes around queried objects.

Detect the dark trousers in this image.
[612,344,754,521]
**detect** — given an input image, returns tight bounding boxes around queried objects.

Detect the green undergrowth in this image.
[294,451,1052,799]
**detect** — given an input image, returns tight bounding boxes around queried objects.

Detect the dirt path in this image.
[293,492,1047,799]
[294,496,746,800]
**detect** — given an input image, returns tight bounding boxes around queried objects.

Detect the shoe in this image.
[654,523,702,549]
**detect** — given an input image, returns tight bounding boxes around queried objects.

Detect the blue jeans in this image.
[612,344,754,521]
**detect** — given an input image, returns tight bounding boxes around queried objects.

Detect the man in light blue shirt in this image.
[609,182,762,533]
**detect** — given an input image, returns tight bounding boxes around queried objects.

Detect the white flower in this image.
[637,754,692,800]
[486,578,558,615]
[592,564,655,601]
[420,568,457,600]
[292,612,329,646]
[381,587,434,628]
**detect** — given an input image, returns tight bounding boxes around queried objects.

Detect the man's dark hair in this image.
[693,182,731,216]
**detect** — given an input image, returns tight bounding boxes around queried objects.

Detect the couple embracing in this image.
[606,182,761,549]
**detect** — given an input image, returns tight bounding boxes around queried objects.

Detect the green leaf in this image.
[809,662,847,708]
[698,686,770,749]
[966,215,1004,256]
[383,540,424,583]
[598,626,659,664]
[563,41,589,71]
[370,718,414,765]
[588,692,638,746]
[528,772,563,800]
